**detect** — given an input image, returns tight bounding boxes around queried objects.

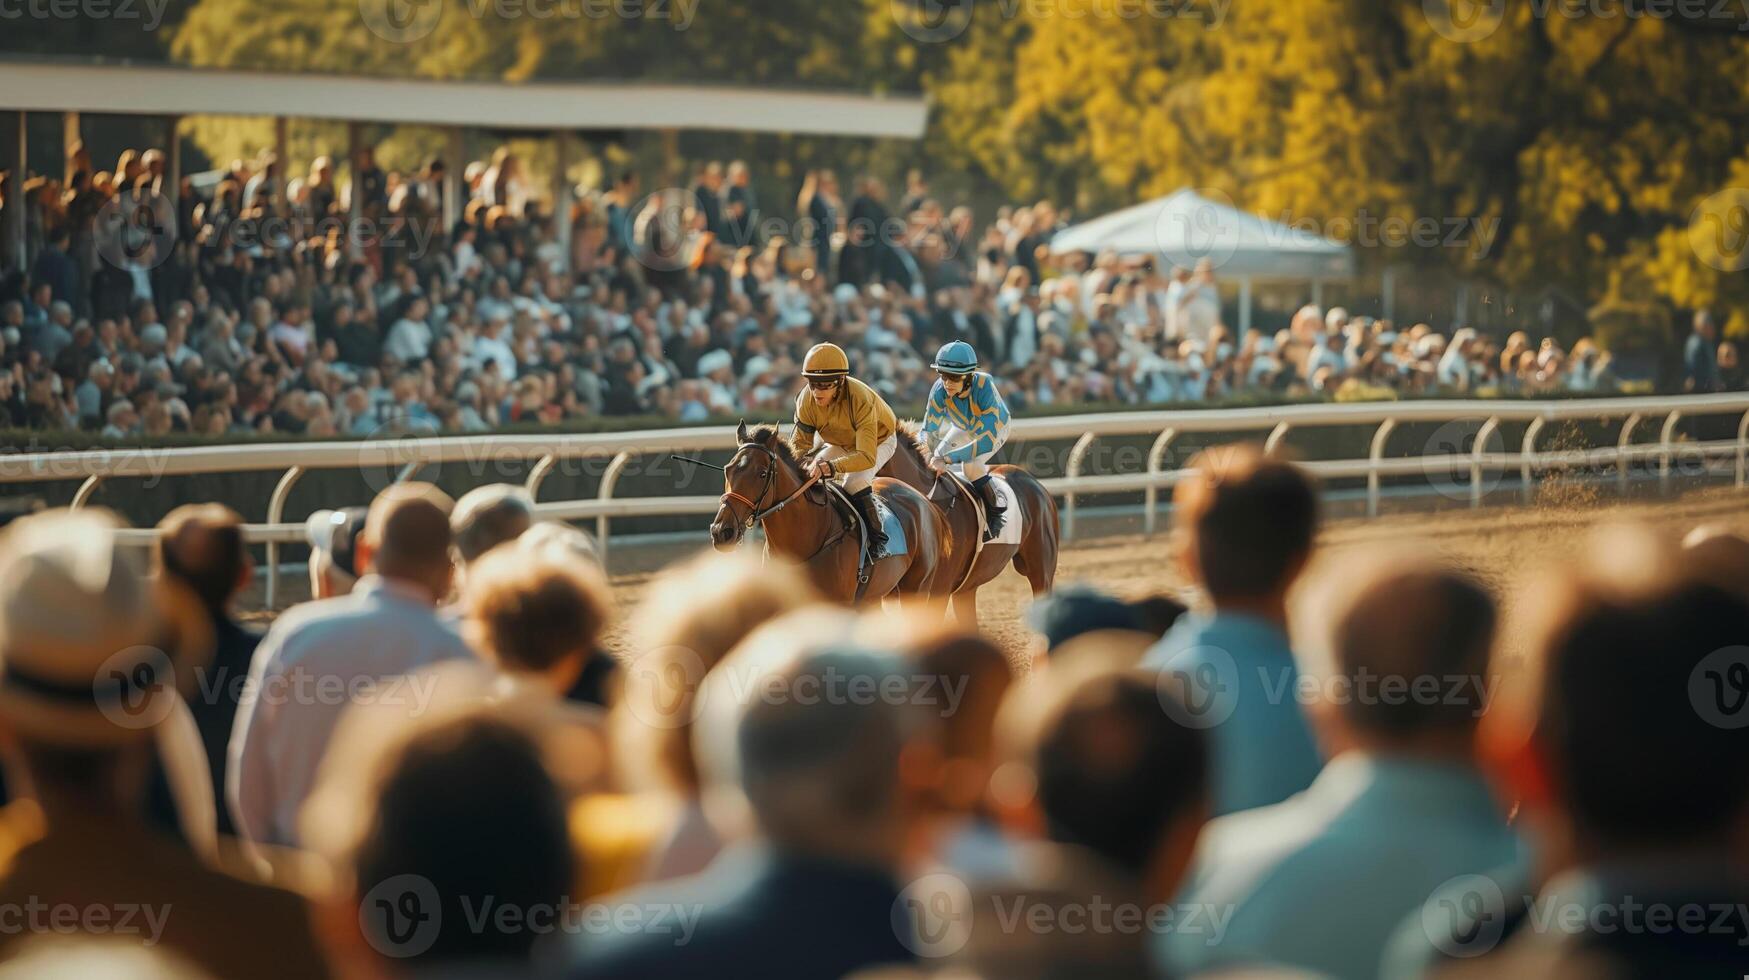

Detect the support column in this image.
[443,126,463,233]
[63,111,80,182]
[273,115,289,213]
[1310,278,1324,309]
[1237,275,1253,337]
[1381,264,1396,323]
[347,121,364,260]
[553,129,573,275]
[659,128,680,185]
[165,115,182,215]
[7,111,24,274]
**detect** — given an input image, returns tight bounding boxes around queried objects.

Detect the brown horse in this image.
[880,423,1059,625]
[708,422,952,607]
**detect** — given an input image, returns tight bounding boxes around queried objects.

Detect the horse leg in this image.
[1012,519,1057,596]
[950,589,978,628]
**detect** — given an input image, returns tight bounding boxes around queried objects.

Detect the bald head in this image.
[364,483,455,594]
[1330,559,1495,738]
[1682,526,1749,601]
[736,648,914,854]
[451,484,535,565]
[156,503,249,611]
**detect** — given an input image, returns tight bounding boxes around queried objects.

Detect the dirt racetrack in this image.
[595,488,1749,662]
[248,488,1749,666]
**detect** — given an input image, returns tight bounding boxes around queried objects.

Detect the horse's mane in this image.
[894,420,931,462]
[748,425,801,470]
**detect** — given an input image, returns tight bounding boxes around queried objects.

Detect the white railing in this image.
[5,392,1749,606]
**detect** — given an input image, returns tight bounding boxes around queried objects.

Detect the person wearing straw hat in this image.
[0,508,328,979]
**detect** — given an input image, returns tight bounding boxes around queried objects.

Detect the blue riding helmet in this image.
[932,341,978,375]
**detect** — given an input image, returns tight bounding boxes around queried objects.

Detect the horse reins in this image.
[719,442,824,530]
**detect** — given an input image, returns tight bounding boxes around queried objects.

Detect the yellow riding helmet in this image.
[801,342,851,378]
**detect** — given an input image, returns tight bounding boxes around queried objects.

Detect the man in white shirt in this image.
[471,311,518,380]
[1180,259,1220,345]
[227,483,474,849]
[384,296,435,363]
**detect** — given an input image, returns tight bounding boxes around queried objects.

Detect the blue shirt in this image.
[1685,332,1720,391]
[227,577,475,847]
[1142,610,1322,816]
[920,371,1011,463]
[1161,753,1523,980]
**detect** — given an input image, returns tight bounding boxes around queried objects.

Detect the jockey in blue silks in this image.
[921,340,1013,539]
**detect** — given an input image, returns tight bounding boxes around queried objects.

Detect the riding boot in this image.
[973,475,1006,540]
[852,487,890,561]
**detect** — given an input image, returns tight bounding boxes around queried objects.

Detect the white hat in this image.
[0,509,212,745]
[697,349,733,376]
[741,354,773,382]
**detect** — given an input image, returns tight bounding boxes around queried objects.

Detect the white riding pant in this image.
[931,425,1009,481]
[818,432,899,494]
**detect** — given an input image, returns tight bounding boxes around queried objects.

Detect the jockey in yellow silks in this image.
[791,342,899,559]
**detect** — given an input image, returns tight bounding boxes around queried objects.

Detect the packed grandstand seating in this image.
[0,145,1686,440]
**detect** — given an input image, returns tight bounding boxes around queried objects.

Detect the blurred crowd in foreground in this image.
[6,144,1728,441]
[0,442,1744,979]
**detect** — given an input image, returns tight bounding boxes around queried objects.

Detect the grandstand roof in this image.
[0,60,930,139]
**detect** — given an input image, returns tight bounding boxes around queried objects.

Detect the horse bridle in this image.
[719,441,822,530]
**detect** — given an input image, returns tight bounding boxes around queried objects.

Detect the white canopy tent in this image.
[1050,189,1356,334]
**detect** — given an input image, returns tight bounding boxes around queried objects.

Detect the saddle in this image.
[822,482,883,598]
[930,471,989,594]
